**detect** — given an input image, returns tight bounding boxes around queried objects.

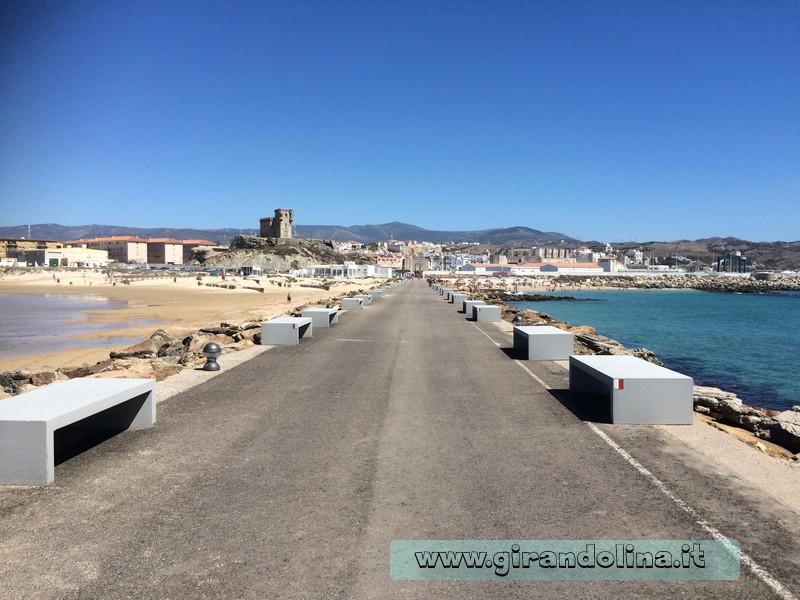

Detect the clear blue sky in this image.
[1,1,798,242]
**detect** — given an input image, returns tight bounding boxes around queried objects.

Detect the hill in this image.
[0,223,255,245]
[0,221,577,245]
[612,239,800,271]
[294,222,578,245]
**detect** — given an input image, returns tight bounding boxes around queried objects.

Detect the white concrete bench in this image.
[450,293,468,306]
[463,299,485,314]
[473,304,501,322]
[261,316,313,345]
[302,307,339,328]
[368,290,383,301]
[0,378,156,486]
[513,325,574,360]
[353,294,372,306]
[341,297,364,310]
[569,355,693,424]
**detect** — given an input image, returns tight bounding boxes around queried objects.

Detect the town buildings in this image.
[295,262,394,278]
[461,262,608,275]
[0,238,109,267]
[64,237,216,265]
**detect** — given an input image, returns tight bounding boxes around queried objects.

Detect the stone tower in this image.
[259,208,294,239]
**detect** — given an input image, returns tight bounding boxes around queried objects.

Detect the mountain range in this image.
[0,222,580,246]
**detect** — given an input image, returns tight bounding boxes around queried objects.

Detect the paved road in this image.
[1,279,798,598]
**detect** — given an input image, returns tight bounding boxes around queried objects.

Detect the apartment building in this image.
[0,238,61,260]
[67,236,149,264]
[146,238,184,265]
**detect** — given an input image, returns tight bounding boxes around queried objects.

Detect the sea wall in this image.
[551,273,800,293]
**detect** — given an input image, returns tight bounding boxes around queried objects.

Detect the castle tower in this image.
[275,208,294,238]
[259,208,295,239]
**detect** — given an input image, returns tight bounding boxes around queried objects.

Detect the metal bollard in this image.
[202,342,221,371]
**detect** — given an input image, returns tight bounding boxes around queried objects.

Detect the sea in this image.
[509,289,800,412]
[0,294,159,361]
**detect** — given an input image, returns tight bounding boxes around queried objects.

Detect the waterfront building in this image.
[66,236,148,264]
[716,251,748,273]
[0,237,61,261]
[146,238,184,265]
[501,246,577,265]
[598,257,618,272]
[2,246,108,267]
[47,247,108,267]
[295,262,394,278]
[461,262,604,275]
[539,262,604,274]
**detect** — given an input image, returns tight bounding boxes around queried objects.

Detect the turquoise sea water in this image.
[0,294,159,361]
[510,290,800,411]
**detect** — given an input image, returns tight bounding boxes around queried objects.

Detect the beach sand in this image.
[0,268,382,372]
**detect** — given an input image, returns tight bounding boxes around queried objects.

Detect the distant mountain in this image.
[0,223,257,244]
[0,221,578,245]
[613,238,800,270]
[295,222,579,245]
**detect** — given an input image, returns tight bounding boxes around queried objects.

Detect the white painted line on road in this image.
[472,323,502,347]
[472,322,797,600]
[514,359,552,390]
[585,422,797,600]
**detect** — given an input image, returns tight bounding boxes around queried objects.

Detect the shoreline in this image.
[0,268,380,372]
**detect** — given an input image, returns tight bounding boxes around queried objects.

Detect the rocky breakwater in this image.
[498,300,663,365]
[694,387,800,455]
[579,273,800,293]
[466,288,800,459]
[0,322,262,399]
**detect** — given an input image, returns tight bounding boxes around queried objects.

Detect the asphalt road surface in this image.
[1,279,798,598]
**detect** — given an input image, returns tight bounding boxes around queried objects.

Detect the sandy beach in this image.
[0,268,383,372]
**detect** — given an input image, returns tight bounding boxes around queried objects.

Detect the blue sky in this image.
[1,1,797,242]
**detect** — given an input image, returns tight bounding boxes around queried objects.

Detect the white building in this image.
[295,262,394,278]
[10,247,109,267]
[539,262,604,274]
[462,261,604,275]
[598,257,618,272]
[626,249,644,265]
[67,236,148,264]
